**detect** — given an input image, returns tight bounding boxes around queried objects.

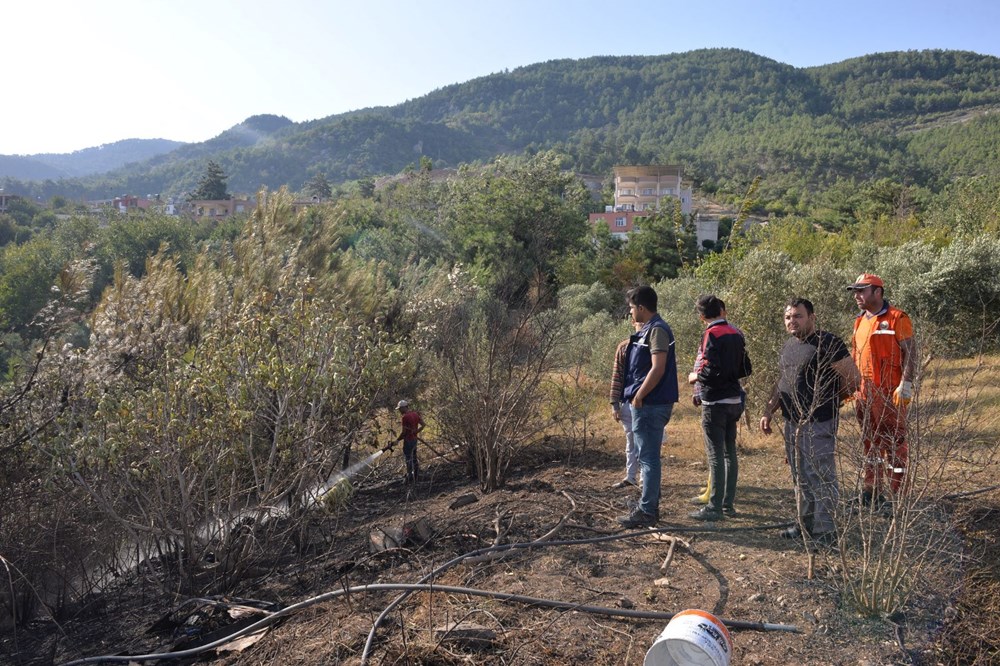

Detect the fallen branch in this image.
[463,491,576,564]
[943,483,1000,500]
[657,535,691,570]
[359,519,797,664]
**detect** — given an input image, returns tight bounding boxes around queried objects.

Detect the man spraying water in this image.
[389,400,425,484]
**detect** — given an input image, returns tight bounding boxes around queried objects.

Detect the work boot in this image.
[780,525,803,539]
[689,506,723,521]
[618,508,658,528]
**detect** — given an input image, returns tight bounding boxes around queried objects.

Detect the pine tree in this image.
[190,161,230,200]
[305,172,332,200]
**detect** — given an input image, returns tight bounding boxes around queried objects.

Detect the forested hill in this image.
[4,49,999,201]
[0,138,185,181]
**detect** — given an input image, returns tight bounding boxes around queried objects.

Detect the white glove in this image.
[893,380,913,407]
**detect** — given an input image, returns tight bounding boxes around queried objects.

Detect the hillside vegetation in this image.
[1,49,999,206]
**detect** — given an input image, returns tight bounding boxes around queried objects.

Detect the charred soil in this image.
[5,414,999,666]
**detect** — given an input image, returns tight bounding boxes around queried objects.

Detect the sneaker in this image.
[612,478,638,489]
[689,506,723,521]
[689,495,709,505]
[722,506,736,517]
[618,508,658,528]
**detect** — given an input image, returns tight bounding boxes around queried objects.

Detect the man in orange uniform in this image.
[847,274,917,508]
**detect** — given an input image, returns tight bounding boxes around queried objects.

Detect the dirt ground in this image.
[5,399,1000,666]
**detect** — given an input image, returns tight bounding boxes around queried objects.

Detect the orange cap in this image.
[846,273,884,290]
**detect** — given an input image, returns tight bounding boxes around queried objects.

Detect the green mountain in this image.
[3,49,999,201]
[0,138,186,180]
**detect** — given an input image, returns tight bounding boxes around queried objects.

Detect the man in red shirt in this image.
[395,400,425,484]
[848,273,917,508]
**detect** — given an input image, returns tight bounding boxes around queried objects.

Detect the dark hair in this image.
[785,297,814,315]
[627,285,658,312]
[696,294,725,319]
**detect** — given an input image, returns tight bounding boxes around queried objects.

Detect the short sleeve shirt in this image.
[647,326,671,355]
[401,411,422,441]
[778,331,850,423]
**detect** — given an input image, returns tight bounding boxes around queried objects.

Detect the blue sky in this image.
[3,0,998,155]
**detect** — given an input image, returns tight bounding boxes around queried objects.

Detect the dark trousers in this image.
[702,402,744,511]
[403,439,419,481]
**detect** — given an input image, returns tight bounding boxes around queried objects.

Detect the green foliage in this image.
[652,276,711,373]
[95,212,195,281]
[924,175,1000,237]
[190,160,230,200]
[749,217,853,264]
[1,197,43,227]
[557,281,619,327]
[623,204,699,282]
[304,172,333,200]
[0,235,66,330]
[866,234,1000,355]
[555,281,625,375]
[439,152,591,299]
[554,222,626,289]
[0,215,34,246]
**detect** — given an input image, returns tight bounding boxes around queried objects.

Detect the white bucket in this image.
[644,609,732,666]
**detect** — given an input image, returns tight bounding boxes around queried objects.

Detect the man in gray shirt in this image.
[760,298,860,543]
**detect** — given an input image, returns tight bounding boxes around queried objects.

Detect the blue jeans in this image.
[630,402,674,516]
[403,439,419,480]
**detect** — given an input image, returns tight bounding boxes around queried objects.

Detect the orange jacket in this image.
[852,303,913,398]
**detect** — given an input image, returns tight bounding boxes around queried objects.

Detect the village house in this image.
[589,165,718,248]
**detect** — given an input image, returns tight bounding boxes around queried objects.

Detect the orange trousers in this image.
[856,392,908,495]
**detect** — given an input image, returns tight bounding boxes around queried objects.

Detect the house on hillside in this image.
[110,195,157,213]
[612,165,692,215]
[589,165,718,245]
[185,198,255,219]
[0,191,24,214]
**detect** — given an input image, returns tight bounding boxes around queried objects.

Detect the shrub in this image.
[427,296,559,491]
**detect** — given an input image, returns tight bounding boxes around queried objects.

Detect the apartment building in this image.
[589,165,694,240]
[611,165,692,215]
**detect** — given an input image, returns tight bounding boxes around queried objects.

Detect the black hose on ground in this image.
[359,520,797,662]
[60,581,799,665]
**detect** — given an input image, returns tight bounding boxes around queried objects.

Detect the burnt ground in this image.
[5,413,1000,666]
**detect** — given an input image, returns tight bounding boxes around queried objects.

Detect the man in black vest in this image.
[617,286,679,528]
